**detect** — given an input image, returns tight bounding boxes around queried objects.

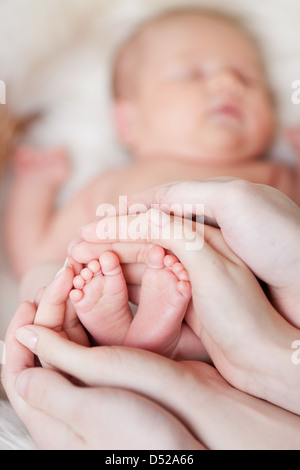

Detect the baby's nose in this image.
[207,70,245,98]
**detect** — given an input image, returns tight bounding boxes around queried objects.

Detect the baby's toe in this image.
[73,274,85,290]
[164,255,189,282]
[99,251,122,276]
[177,280,192,300]
[147,245,165,269]
[88,259,102,275]
[69,289,84,303]
[80,267,94,282]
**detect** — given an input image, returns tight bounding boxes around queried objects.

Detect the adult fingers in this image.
[78,210,233,282]
[12,325,300,450]
[16,368,87,442]
[15,325,196,419]
[2,302,36,405]
[1,302,80,450]
[80,178,300,286]
[15,325,178,388]
[72,222,241,287]
[127,180,300,284]
[34,265,74,329]
[14,326,211,447]
[16,367,203,450]
[17,369,86,449]
[76,211,249,346]
[33,264,88,347]
[70,239,154,265]
[73,224,235,266]
[80,178,232,242]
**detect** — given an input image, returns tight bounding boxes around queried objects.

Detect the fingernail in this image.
[16,327,38,352]
[55,257,72,278]
[16,372,30,398]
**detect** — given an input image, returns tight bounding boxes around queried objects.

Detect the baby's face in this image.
[122,14,275,164]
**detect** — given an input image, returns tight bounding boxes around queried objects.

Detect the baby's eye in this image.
[233,69,258,87]
[163,66,203,82]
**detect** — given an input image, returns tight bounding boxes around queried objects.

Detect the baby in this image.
[5,7,300,278]
[5,7,300,355]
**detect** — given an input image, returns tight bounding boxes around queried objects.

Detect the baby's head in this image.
[112,7,276,165]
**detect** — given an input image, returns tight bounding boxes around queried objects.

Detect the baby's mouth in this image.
[209,102,243,125]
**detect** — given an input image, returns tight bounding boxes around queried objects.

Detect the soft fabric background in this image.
[0,0,299,449]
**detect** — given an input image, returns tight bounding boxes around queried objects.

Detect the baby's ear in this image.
[112,99,138,148]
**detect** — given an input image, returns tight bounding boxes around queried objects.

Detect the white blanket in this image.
[0,0,299,450]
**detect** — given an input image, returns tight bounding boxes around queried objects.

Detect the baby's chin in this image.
[181,152,254,167]
[194,152,258,166]
[189,128,262,165]
[180,143,261,166]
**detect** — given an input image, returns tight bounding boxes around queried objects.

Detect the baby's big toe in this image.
[99,251,122,276]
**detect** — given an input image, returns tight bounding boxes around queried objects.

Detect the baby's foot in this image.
[69,251,132,345]
[124,245,191,358]
[13,146,70,186]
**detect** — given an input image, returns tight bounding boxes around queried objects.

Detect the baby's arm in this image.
[4,147,117,277]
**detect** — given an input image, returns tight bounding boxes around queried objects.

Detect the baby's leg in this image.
[5,146,69,277]
[124,246,191,358]
[69,252,132,345]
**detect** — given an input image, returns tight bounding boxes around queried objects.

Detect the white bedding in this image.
[0,0,299,450]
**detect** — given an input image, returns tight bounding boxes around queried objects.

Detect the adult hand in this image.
[6,317,300,450]
[80,178,300,327]
[1,301,203,450]
[75,179,300,413]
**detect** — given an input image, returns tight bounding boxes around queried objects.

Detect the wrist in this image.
[246,323,300,415]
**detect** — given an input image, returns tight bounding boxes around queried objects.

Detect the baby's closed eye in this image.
[162,65,204,82]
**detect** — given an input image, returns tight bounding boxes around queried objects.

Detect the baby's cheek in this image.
[250,97,275,145]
